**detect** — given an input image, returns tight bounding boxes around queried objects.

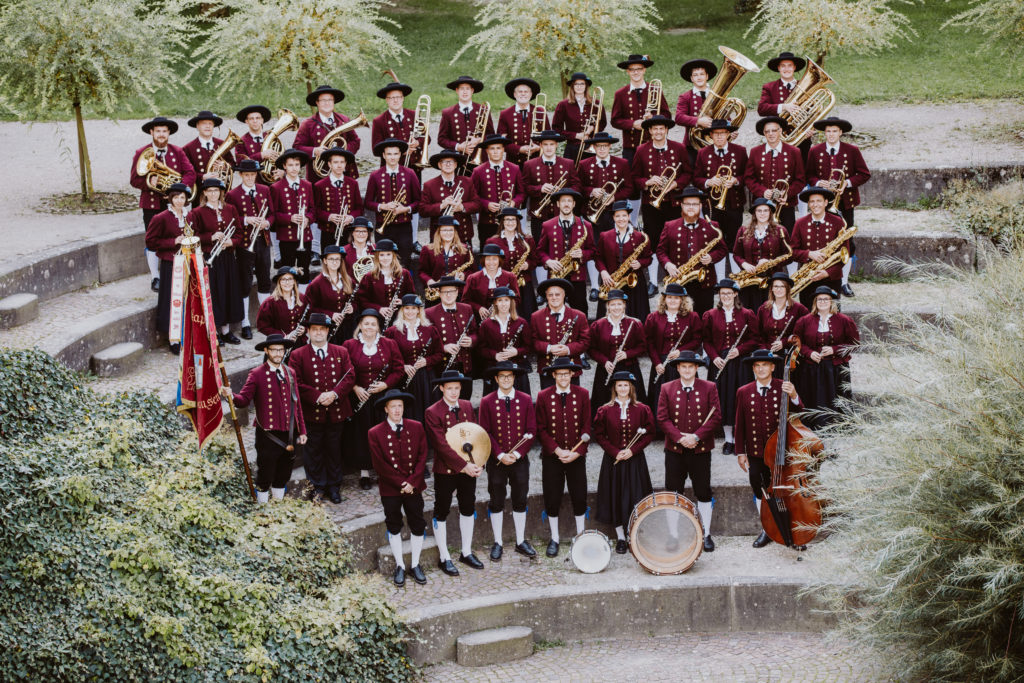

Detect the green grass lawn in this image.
[75,0,1024,121]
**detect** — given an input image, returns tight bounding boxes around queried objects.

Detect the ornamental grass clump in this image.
[943,176,1024,249]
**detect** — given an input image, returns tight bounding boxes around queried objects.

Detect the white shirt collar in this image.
[827,144,839,155]
[319,113,335,125]
[756,379,773,390]
[765,142,782,154]
[497,387,515,399]
[311,342,328,353]
[443,397,460,409]
[329,173,345,183]
[387,418,404,431]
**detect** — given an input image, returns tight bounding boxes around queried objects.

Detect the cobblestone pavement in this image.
[421,632,891,682]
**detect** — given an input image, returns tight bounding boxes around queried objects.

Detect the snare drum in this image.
[569,529,612,574]
[627,491,704,575]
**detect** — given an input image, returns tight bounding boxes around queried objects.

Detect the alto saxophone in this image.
[552,232,587,278]
[662,223,723,288]
[511,238,531,287]
[728,230,794,289]
[424,257,474,301]
[790,220,858,295]
[598,231,650,299]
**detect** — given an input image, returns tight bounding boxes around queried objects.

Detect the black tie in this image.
[521,110,528,121]
[317,348,325,360]
[699,91,707,99]
[450,406,460,421]
[504,396,512,413]
[291,182,299,191]
[686,222,697,230]
[205,142,213,151]
[830,148,837,156]
[813,220,823,227]
[156,149,166,161]
[717,149,725,158]
[445,180,453,188]
[552,312,561,323]
[248,189,256,199]
[786,83,793,94]
[600,160,607,168]
[685,386,693,393]
[254,137,262,144]
[395,115,402,125]
[395,424,403,438]
[634,89,644,100]
[334,179,343,188]
[462,108,471,118]
[275,369,284,382]
[545,160,554,167]
[760,386,768,397]
[559,393,566,406]
[493,165,501,174]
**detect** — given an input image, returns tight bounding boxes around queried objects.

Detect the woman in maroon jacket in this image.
[419,216,474,293]
[485,207,538,318]
[304,245,356,342]
[384,294,444,424]
[477,286,532,394]
[257,267,308,343]
[589,290,647,414]
[144,182,191,353]
[353,239,416,326]
[732,197,792,310]
[188,178,244,344]
[463,243,521,319]
[793,285,859,429]
[756,272,808,377]
[343,217,376,282]
[702,279,759,454]
[644,282,703,433]
[552,72,607,163]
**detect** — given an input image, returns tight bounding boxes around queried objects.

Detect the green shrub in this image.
[0,349,413,681]
[942,177,1024,248]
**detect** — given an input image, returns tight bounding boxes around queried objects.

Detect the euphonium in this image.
[638,79,663,145]
[709,165,733,210]
[467,101,492,168]
[136,148,190,198]
[587,179,623,222]
[780,57,836,147]
[689,46,760,150]
[312,111,370,176]
[662,223,723,288]
[599,231,649,299]
[790,221,858,295]
[524,93,547,162]
[406,95,431,168]
[259,109,299,182]
[650,164,679,209]
[531,171,568,218]
[771,179,789,223]
[209,130,241,188]
[728,232,793,289]
[827,168,846,213]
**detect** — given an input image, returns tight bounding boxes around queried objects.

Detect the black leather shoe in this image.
[546,540,559,557]
[703,535,715,552]
[722,442,735,455]
[589,288,599,302]
[410,565,427,584]
[413,241,423,255]
[151,277,160,292]
[310,255,321,267]
[393,566,405,587]
[615,539,628,554]
[224,333,242,345]
[169,343,181,356]
[241,325,253,340]
[439,559,459,576]
[580,354,591,370]
[647,282,658,298]
[752,530,772,548]
[359,476,372,490]
[460,553,485,569]
[794,544,808,552]
[841,284,855,297]
[490,543,503,561]
[329,489,342,504]
[515,541,537,558]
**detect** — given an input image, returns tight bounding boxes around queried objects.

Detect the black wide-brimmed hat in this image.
[769,272,794,287]
[813,285,839,299]
[358,308,386,325]
[349,216,373,231]
[188,110,223,127]
[743,349,784,366]
[707,118,738,133]
[307,312,332,328]
[499,206,522,218]
[531,129,564,143]
[565,71,593,86]
[429,149,466,169]
[373,137,409,156]
[663,283,688,297]
[585,131,619,145]
[537,278,572,297]
[375,388,416,410]
[667,350,707,368]
[306,84,345,106]
[201,177,226,191]
[435,215,460,228]
[541,356,583,375]
[275,148,310,169]
[715,278,741,292]
[603,289,628,301]
[617,54,654,69]
[609,370,640,385]
[755,116,788,135]
[431,369,473,387]
[798,186,835,203]
[142,116,178,134]
[374,238,399,253]
[446,75,484,92]
[434,275,466,290]
[255,333,294,351]
[484,361,528,378]
[234,158,261,173]
[504,77,540,99]
[750,197,775,210]
[480,243,505,259]
[680,58,718,82]
[489,286,516,300]
[641,115,675,130]
[611,200,632,213]
[480,134,511,148]
[376,81,413,99]
[551,187,582,202]
[673,185,705,200]
[766,51,806,73]
[236,105,271,122]
[813,116,853,133]
[166,182,191,197]
[401,293,424,307]
[272,266,298,283]
[321,146,355,165]
[323,244,344,256]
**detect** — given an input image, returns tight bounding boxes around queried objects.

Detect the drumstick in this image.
[504,432,534,461]
[615,428,646,465]
[570,433,591,452]
[700,406,717,426]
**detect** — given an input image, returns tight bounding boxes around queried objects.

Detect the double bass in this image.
[759,337,824,548]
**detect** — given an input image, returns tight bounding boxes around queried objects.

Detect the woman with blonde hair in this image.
[756,272,807,376]
[354,239,415,325]
[732,197,792,310]
[419,215,473,293]
[485,207,537,317]
[644,282,703,431]
[305,245,356,341]
[256,267,308,343]
[792,285,859,429]
[385,294,443,423]
[477,287,531,394]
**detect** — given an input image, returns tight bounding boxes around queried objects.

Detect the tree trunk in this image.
[560,68,571,100]
[816,52,827,67]
[73,101,94,202]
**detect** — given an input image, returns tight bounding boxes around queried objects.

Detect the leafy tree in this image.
[451,0,661,97]
[943,0,1024,56]
[745,0,915,66]
[0,0,198,201]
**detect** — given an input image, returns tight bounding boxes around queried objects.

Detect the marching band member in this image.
[535,357,592,557]
[530,278,591,388]
[732,197,792,310]
[537,189,596,314]
[313,147,362,251]
[222,334,307,503]
[418,216,474,294]
[183,110,234,200]
[287,312,355,504]
[757,52,810,162]
[553,72,607,164]
[793,285,859,429]
[354,239,416,319]
[269,148,315,286]
[694,119,748,271]
[745,116,805,230]
[368,389,429,586]
[486,207,538,318]
[342,309,405,490]
[657,186,728,315]
[756,272,808,372]
[371,80,425,174]
[424,276,478,399]
[463,243,520,319]
[588,290,648,413]
[790,186,848,309]
[657,351,723,552]
[478,361,537,561]
[522,130,582,240]
[304,245,356,342]
[611,54,670,164]
[478,286,532,394]
[469,135,526,244]
[674,57,718,161]
[226,159,274,337]
[424,370,485,575]
[344,217,375,282]
[293,84,360,182]
[595,200,652,319]
[234,104,280,184]
[594,370,654,554]
[420,150,479,246]
[364,138,421,265]
[437,75,495,173]
[578,131,634,235]
[144,182,192,354]
[385,293,443,424]
[703,279,759,455]
[188,178,243,344]
[806,116,871,296]
[256,267,307,342]
[734,348,803,548]
[497,77,547,166]
[645,283,703,430]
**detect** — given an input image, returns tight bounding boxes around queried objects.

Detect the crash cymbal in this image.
[445,421,491,467]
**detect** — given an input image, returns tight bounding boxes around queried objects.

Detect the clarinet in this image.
[604,320,636,386]
[443,315,475,374]
[655,324,690,379]
[380,289,403,328]
[546,313,577,365]
[354,364,390,414]
[282,303,311,364]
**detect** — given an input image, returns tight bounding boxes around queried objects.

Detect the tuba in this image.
[209,130,241,189]
[689,46,760,150]
[406,95,431,168]
[780,58,836,147]
[135,148,193,199]
[312,111,370,176]
[259,109,299,183]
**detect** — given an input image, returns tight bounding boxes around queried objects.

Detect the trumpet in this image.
[333,200,349,246]
[649,164,679,209]
[770,179,789,223]
[524,93,547,163]
[466,101,492,168]
[312,111,370,176]
[638,79,663,145]
[587,179,623,222]
[246,200,270,253]
[709,165,733,211]
[827,168,846,213]
[441,183,464,216]
[575,86,605,166]
[259,109,299,183]
[406,95,431,168]
[295,197,308,251]
[532,171,568,218]
[207,219,236,264]
[378,187,407,233]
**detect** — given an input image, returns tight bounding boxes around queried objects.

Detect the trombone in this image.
[637,79,663,145]
[524,93,547,162]
[575,85,605,166]
[649,164,679,209]
[531,171,568,217]
[406,95,431,168]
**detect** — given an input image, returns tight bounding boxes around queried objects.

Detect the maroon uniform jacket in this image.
[485,233,538,285]
[789,212,849,281]
[364,167,421,228]
[313,175,363,229]
[657,217,728,282]
[144,209,187,261]
[552,98,608,144]
[232,363,306,435]
[611,83,671,151]
[702,307,759,361]
[757,79,798,117]
[424,398,478,476]
[270,177,314,243]
[593,401,654,454]
[497,104,551,164]
[735,378,803,460]
[418,245,474,289]
[186,203,242,254]
[288,342,356,423]
[344,243,375,282]
[588,317,647,367]
[235,131,266,164]
[793,312,859,366]
[630,140,693,207]
[657,378,722,454]
[744,143,805,209]
[694,143,749,212]
[226,183,273,250]
[256,295,306,337]
[293,113,361,181]
[470,160,526,231]
[462,268,521,312]
[805,141,871,210]
[425,302,478,374]
[370,108,426,168]
[594,227,653,276]
[536,384,592,457]
[129,144,196,211]
[355,269,416,312]
[420,175,480,244]
[385,323,444,368]
[530,306,591,373]
[437,102,495,152]
[304,273,354,317]
[521,156,582,223]
[368,419,428,496]
[755,301,808,349]
[341,335,405,390]
[477,316,531,368]
[578,156,635,204]
[732,224,791,270]
[478,389,536,458]
[673,89,710,149]
[644,310,704,363]
[537,215,596,284]
[183,137,234,184]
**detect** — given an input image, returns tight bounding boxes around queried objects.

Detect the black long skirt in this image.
[596,275,651,321]
[157,259,174,334]
[518,279,537,319]
[796,361,851,430]
[708,357,753,427]
[402,365,437,425]
[208,250,244,327]
[344,393,381,471]
[592,359,647,418]
[739,286,768,311]
[596,450,653,528]
[646,362,681,436]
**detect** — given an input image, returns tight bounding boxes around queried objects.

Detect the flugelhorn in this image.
[688,46,760,150]
[649,164,679,209]
[709,165,733,210]
[406,95,431,168]
[771,179,789,223]
[532,171,568,218]
[378,187,407,233]
[441,183,464,216]
[827,168,846,213]
[587,179,623,222]
[312,112,370,176]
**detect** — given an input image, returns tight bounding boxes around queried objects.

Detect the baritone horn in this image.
[135,148,194,200]
[208,130,241,189]
[312,111,370,176]
[406,95,431,168]
[689,46,760,150]
[259,109,299,183]
[780,57,836,147]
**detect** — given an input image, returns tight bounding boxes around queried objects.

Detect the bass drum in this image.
[568,529,612,574]
[627,491,703,575]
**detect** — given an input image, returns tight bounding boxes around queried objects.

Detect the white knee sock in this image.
[257,292,270,306]
[298,283,307,295]
[586,261,599,289]
[388,532,405,570]
[433,520,450,562]
[574,514,585,535]
[697,501,713,538]
[647,261,659,287]
[755,496,762,515]
[240,296,250,326]
[548,515,559,543]
[534,266,546,285]
[615,525,625,541]
[360,470,370,478]
[723,426,733,443]
[270,487,285,500]
[460,514,475,557]
[714,259,727,282]
[220,324,229,335]
[410,533,424,568]
[842,259,852,286]
[512,511,527,545]
[145,249,160,279]
[311,223,322,255]
[490,511,503,545]
[256,489,269,504]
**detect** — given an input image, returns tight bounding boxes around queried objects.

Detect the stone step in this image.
[90,341,144,377]
[457,626,534,667]
[377,536,440,576]
[0,292,38,329]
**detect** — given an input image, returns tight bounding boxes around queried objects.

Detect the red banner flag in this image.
[176,251,223,452]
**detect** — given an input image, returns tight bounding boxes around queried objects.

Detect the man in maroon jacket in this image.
[293,84,361,183]
[269,149,315,286]
[745,116,805,230]
[370,80,425,176]
[182,110,233,206]
[470,134,525,244]
[530,278,592,385]
[420,149,479,246]
[610,54,670,164]
[757,51,812,162]
[657,186,728,315]
[436,75,494,174]
[234,104,281,185]
[693,119,748,272]
[497,77,546,166]
[312,147,362,251]
[674,57,717,162]
[423,371,485,574]
[536,189,595,313]
[364,138,422,264]
[424,276,478,397]
[226,159,273,337]
[790,186,849,308]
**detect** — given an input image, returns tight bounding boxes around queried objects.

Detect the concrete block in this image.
[0,292,39,329]
[856,231,974,276]
[456,626,533,667]
[49,302,157,372]
[861,164,1020,207]
[95,230,147,284]
[377,536,439,575]
[0,243,98,302]
[90,342,145,377]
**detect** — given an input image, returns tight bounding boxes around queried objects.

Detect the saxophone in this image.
[424,257,475,301]
[552,232,587,278]
[728,230,794,289]
[662,223,724,288]
[511,238,531,287]
[598,231,650,299]
[790,221,858,295]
